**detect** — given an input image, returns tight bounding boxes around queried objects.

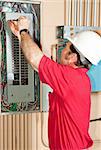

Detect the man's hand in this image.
[8,16,30,41]
[8,20,20,40]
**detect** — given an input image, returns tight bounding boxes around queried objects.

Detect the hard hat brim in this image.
[67,36,101,65]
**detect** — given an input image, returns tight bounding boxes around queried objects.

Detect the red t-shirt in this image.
[38,55,93,150]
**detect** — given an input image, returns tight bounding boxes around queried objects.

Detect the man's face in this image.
[60,42,78,66]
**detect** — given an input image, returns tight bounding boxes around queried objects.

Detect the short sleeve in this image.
[38,55,70,98]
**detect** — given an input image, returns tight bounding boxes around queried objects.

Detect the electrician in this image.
[8,16,101,150]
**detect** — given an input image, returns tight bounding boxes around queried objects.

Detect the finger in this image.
[7,21,19,37]
[8,20,18,31]
[18,16,26,20]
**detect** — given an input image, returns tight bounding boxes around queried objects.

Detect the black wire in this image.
[90,118,101,122]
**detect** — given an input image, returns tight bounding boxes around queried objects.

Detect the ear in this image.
[68,53,78,63]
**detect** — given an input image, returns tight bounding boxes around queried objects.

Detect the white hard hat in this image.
[67,30,101,65]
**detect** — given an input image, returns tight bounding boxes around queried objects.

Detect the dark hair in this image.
[70,44,91,69]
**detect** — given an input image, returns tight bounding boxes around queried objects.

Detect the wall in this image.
[0,0,101,150]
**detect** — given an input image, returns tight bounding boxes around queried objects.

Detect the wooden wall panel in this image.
[66,0,100,27]
[0,114,32,150]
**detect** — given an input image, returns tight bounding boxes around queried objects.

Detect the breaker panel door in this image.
[5,12,34,103]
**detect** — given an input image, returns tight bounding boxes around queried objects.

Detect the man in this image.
[8,16,101,150]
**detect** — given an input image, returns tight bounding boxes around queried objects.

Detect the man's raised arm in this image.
[8,16,44,71]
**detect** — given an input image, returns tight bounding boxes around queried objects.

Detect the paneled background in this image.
[0,0,101,150]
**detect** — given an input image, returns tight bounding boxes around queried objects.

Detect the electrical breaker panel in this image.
[0,1,41,113]
[5,12,34,103]
[56,26,101,92]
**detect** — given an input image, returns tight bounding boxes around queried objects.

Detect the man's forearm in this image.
[20,31,44,70]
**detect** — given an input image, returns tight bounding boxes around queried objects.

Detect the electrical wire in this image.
[90,118,101,122]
